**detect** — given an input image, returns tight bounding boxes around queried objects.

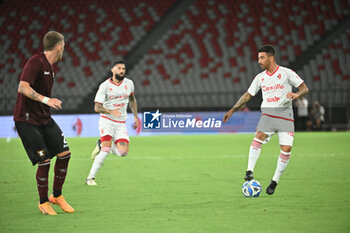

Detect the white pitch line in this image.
[294,153,349,157]
[0,153,349,163]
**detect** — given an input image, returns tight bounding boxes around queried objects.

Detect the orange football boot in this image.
[38,202,57,215]
[49,194,74,213]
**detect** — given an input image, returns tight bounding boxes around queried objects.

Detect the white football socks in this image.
[247,138,263,171]
[87,149,109,180]
[272,150,291,183]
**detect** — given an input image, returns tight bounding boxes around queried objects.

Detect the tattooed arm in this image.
[286,83,309,100]
[129,93,139,129]
[222,91,252,123]
[18,81,62,110]
[128,93,138,119]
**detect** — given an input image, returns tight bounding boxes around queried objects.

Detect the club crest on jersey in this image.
[278,74,281,79]
[109,88,113,92]
[36,149,46,158]
[124,85,127,90]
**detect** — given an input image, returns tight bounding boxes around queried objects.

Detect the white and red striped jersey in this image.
[247,66,304,120]
[94,77,134,123]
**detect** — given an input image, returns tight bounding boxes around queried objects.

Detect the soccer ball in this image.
[242,179,262,197]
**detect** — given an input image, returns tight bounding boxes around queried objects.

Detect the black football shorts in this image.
[15,118,70,165]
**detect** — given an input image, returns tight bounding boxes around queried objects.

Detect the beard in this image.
[56,51,63,61]
[115,73,125,81]
[259,63,268,70]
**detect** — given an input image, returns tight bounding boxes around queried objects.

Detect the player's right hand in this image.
[223,110,234,123]
[110,108,121,118]
[47,98,62,110]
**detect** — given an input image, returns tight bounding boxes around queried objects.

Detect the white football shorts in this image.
[256,114,295,146]
[99,117,129,143]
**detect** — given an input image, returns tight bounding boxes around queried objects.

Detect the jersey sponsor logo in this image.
[44,71,50,75]
[109,94,129,100]
[262,84,284,92]
[266,96,280,102]
[113,103,125,108]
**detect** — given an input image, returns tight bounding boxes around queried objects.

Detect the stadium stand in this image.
[0,0,349,116]
[130,0,350,108]
[0,0,176,113]
[299,28,350,107]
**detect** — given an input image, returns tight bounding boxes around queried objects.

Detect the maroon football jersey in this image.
[14,53,54,125]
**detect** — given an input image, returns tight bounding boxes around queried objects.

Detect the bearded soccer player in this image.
[86,60,138,185]
[223,45,309,195]
[14,31,74,215]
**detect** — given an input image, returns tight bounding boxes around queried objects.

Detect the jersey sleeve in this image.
[247,74,261,96]
[287,68,304,88]
[130,80,135,95]
[94,82,107,104]
[20,58,42,85]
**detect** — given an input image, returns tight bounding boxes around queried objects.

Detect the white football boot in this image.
[86,178,98,186]
[91,139,101,160]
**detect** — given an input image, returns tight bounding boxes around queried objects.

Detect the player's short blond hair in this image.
[43,31,64,51]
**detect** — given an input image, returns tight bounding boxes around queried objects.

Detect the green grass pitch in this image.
[1,132,349,233]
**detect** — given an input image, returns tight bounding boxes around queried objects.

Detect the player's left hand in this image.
[132,117,140,129]
[48,98,62,110]
[286,92,299,101]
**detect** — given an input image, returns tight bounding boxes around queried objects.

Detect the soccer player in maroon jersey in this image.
[14,31,74,215]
